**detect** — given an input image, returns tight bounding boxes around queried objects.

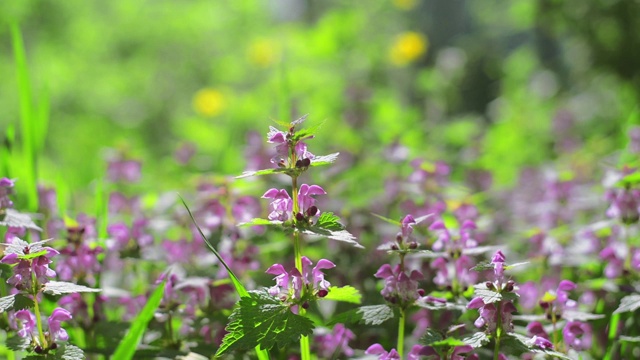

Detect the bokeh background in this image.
[2,0,639,200]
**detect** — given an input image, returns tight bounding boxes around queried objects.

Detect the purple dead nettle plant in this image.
[215,116,362,359]
[0,178,100,357]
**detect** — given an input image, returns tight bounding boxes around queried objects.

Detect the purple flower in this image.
[467,298,516,333]
[531,335,553,349]
[365,344,401,360]
[0,177,15,209]
[107,159,141,183]
[526,321,549,339]
[267,126,290,164]
[266,257,335,303]
[429,220,477,252]
[1,239,59,290]
[57,243,103,285]
[262,188,293,221]
[48,308,72,342]
[375,264,423,306]
[297,184,326,216]
[606,188,640,224]
[563,321,592,350]
[314,324,355,358]
[15,310,36,338]
[408,159,450,185]
[491,250,506,280]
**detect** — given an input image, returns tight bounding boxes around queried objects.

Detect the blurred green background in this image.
[1,0,639,197]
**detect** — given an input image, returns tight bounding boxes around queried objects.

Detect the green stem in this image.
[551,307,559,348]
[397,308,406,357]
[32,288,47,347]
[493,302,502,360]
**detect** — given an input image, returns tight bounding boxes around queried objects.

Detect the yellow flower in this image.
[247,38,281,68]
[389,31,428,66]
[192,88,226,117]
[392,0,418,10]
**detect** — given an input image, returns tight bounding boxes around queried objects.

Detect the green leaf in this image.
[14,294,34,311]
[472,283,518,304]
[0,209,42,231]
[470,261,493,272]
[429,337,466,348]
[179,196,270,360]
[43,281,101,295]
[6,335,30,351]
[463,332,490,348]
[505,261,529,270]
[236,168,290,179]
[462,246,499,256]
[371,213,401,226]
[315,212,344,231]
[419,329,444,345]
[414,298,467,311]
[620,335,640,343]
[238,218,284,227]
[614,294,640,314]
[0,295,17,313]
[19,250,48,260]
[563,310,605,321]
[111,280,166,360]
[310,153,340,167]
[53,344,85,360]
[617,172,640,188]
[501,333,571,359]
[322,286,362,304]
[216,291,314,356]
[327,304,395,326]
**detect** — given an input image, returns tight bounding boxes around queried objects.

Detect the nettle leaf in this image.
[462,246,499,256]
[310,153,339,167]
[472,283,518,304]
[505,261,529,270]
[463,332,490,348]
[53,344,85,360]
[563,310,605,321]
[303,227,363,248]
[430,337,466,348]
[415,298,467,311]
[315,212,344,231]
[614,294,640,314]
[4,238,51,256]
[470,261,493,272]
[420,329,444,345]
[216,291,314,356]
[327,304,395,326]
[0,209,42,231]
[237,218,284,227]
[0,294,17,313]
[236,167,291,179]
[322,286,362,304]
[43,281,101,295]
[502,333,571,360]
[6,335,30,351]
[620,335,640,343]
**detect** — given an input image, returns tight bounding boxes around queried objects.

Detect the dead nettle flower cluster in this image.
[214,116,362,358]
[0,177,100,358]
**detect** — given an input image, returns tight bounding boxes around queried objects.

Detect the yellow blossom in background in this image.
[392,0,418,11]
[192,88,226,117]
[247,38,281,68]
[389,31,428,66]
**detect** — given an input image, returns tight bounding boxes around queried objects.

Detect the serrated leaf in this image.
[6,335,30,351]
[415,298,467,311]
[237,218,283,227]
[43,281,101,295]
[310,153,339,167]
[0,294,16,313]
[112,280,166,360]
[53,344,85,360]
[327,304,395,326]
[505,261,529,270]
[0,294,34,313]
[502,333,571,359]
[620,335,640,343]
[303,226,363,248]
[322,286,362,304]
[0,209,42,231]
[315,212,344,231]
[472,283,519,304]
[463,332,490,348]
[430,337,467,348]
[614,294,640,314]
[562,310,605,321]
[236,168,290,179]
[462,246,499,256]
[3,238,51,256]
[470,261,493,272]
[216,291,314,356]
[420,329,444,345]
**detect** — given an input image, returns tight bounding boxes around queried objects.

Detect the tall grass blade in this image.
[111,279,167,360]
[10,23,38,212]
[179,195,270,360]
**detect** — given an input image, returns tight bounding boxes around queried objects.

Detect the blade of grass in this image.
[0,125,15,176]
[179,195,270,360]
[11,23,38,212]
[111,279,167,360]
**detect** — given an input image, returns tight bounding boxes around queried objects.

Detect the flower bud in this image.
[504,280,515,292]
[408,241,418,249]
[301,158,311,167]
[35,346,43,354]
[486,282,495,290]
[417,289,425,296]
[295,212,306,222]
[539,301,550,310]
[317,289,328,298]
[306,206,318,217]
[50,343,58,350]
[295,159,304,168]
[391,244,399,250]
[302,301,310,309]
